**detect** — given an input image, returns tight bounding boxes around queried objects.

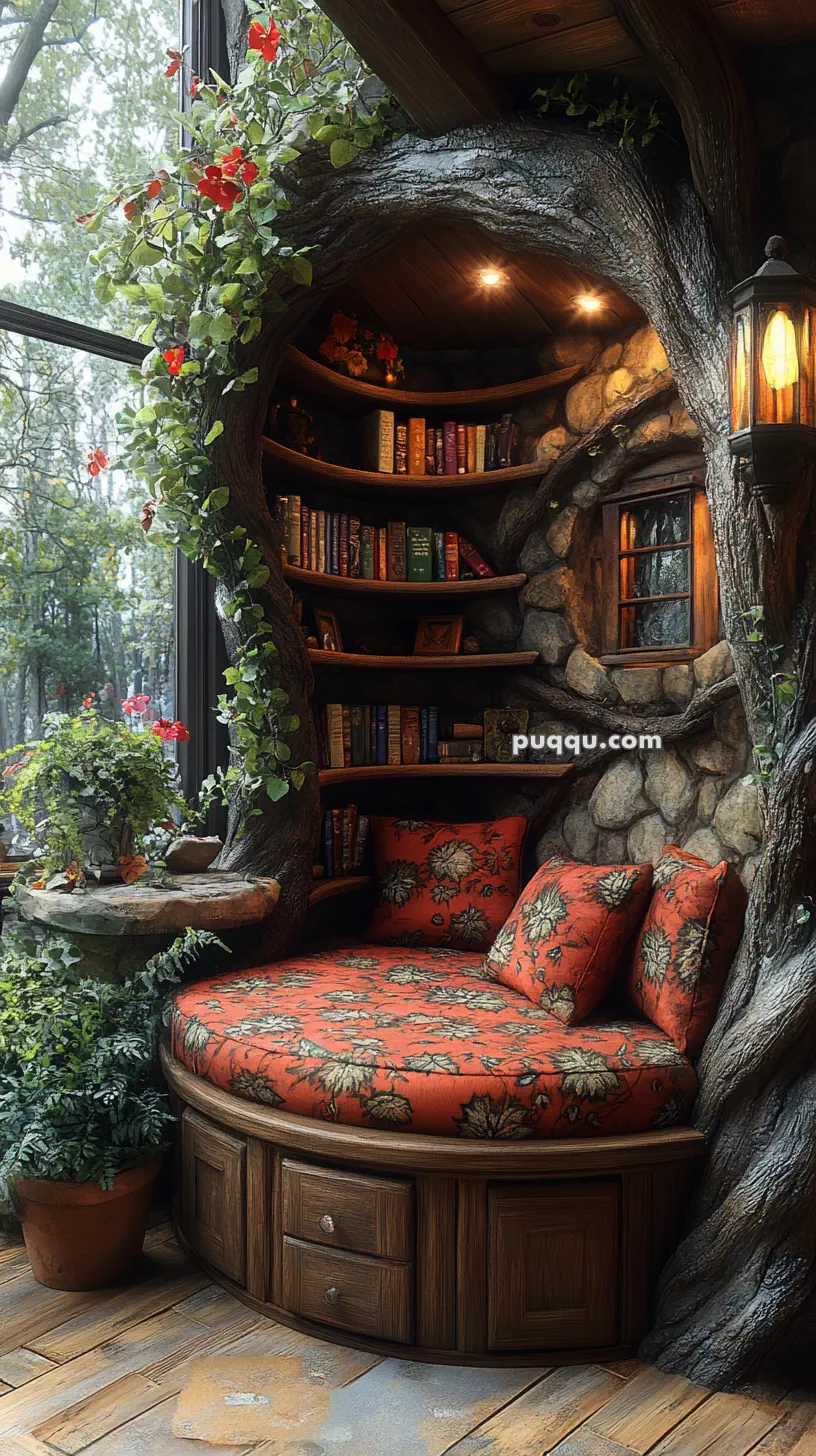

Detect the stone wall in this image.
[469,322,760,886]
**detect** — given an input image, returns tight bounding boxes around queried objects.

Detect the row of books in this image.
[362,411,519,475]
[317,705,485,768]
[318,805,370,880]
[278,497,494,581]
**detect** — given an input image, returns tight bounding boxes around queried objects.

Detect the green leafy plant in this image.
[533,72,663,150]
[739,605,797,787]
[0,701,186,881]
[0,927,224,1208]
[82,2,404,825]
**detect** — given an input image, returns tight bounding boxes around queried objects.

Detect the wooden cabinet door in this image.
[487,1180,619,1351]
[180,1108,246,1285]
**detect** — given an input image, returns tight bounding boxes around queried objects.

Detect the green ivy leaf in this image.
[204,421,225,446]
[329,138,359,168]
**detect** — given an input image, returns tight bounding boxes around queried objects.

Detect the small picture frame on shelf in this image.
[413,615,464,656]
[314,608,343,653]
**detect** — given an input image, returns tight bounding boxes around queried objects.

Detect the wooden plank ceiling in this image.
[336,220,643,349]
[318,0,816,130]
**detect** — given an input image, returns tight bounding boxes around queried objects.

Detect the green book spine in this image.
[407,526,433,582]
[361,526,375,580]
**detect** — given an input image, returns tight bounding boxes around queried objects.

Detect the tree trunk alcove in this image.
[202,0,816,1390]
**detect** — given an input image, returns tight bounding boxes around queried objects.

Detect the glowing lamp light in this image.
[576,293,603,314]
[728,236,816,509]
[479,267,505,287]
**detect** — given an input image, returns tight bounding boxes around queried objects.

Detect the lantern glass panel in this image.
[801,304,816,428]
[730,307,752,432]
[757,301,798,424]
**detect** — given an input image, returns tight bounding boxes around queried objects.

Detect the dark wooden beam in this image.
[316,0,511,135]
[611,0,758,278]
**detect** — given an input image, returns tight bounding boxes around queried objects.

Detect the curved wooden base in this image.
[163,1049,705,1367]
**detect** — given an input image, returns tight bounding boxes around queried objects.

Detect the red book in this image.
[443,421,457,475]
[455,422,467,474]
[401,707,421,765]
[444,531,459,581]
[458,535,495,578]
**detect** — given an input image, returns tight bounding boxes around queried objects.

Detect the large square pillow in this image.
[364,816,526,950]
[626,844,747,1058]
[485,857,653,1025]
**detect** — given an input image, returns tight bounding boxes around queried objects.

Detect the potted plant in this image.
[0,925,221,1289]
[0,697,188,886]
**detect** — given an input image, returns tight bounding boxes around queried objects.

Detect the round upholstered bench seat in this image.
[170,943,696,1140]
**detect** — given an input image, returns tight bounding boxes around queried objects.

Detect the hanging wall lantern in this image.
[728,236,816,506]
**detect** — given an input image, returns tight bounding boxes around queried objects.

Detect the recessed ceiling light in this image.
[480,267,505,287]
[576,293,603,313]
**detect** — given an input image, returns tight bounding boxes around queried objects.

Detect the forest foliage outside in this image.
[0,0,180,746]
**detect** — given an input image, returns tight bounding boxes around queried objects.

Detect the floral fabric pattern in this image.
[485,858,653,1025]
[169,943,696,1139]
[626,845,747,1058]
[364,816,526,950]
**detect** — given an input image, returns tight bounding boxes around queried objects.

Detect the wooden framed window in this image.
[600,456,718,666]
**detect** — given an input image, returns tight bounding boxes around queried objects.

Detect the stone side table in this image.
[15,871,280,980]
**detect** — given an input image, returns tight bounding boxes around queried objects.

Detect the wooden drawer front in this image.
[181,1108,246,1285]
[282,1236,413,1343]
[488,1180,619,1351]
[282,1159,412,1260]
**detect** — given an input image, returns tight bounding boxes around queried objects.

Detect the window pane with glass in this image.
[618,491,692,651]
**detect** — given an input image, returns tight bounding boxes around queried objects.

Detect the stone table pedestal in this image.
[15,871,281,980]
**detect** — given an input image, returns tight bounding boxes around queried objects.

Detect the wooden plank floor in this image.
[1,1223,814,1455]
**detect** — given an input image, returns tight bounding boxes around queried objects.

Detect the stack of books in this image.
[317,707,487,768]
[277,497,494,582]
[362,411,520,475]
[320,805,370,879]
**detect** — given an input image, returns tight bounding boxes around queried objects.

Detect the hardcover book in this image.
[444,530,459,581]
[395,423,408,474]
[349,704,367,766]
[361,525,375,580]
[433,529,446,581]
[339,514,349,576]
[408,417,426,475]
[437,740,483,760]
[497,412,514,469]
[309,510,318,573]
[301,504,310,570]
[326,703,344,769]
[362,409,395,472]
[376,705,388,765]
[354,813,370,870]
[401,706,421,765]
[475,424,486,473]
[425,426,436,474]
[387,520,407,581]
[428,705,439,763]
[342,703,351,766]
[485,423,498,471]
[466,424,477,475]
[376,526,388,581]
[434,426,444,474]
[455,422,467,474]
[458,535,495,578]
[349,517,361,578]
[407,526,433,582]
[443,420,457,475]
[387,704,402,764]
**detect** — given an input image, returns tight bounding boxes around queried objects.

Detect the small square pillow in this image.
[365,816,527,950]
[626,845,747,1058]
[485,857,653,1025]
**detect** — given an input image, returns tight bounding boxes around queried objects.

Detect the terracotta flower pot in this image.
[15,1154,162,1290]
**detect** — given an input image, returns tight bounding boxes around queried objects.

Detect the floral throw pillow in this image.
[626,845,747,1058]
[364,816,527,951]
[485,857,653,1025]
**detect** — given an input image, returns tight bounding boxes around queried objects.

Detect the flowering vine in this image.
[82,1,404,824]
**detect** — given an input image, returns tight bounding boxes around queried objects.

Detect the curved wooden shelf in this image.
[264,437,545,495]
[309,649,538,670]
[319,764,569,786]
[280,346,582,413]
[308,875,373,906]
[285,565,525,598]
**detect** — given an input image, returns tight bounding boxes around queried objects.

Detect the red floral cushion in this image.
[626,845,747,1057]
[170,944,696,1138]
[364,816,526,950]
[485,857,653,1024]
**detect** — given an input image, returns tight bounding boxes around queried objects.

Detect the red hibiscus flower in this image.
[377,339,398,362]
[163,347,185,375]
[123,199,138,222]
[122,693,151,715]
[140,500,158,533]
[86,448,108,476]
[152,718,190,742]
[220,146,244,177]
[248,17,280,63]
[164,48,183,77]
[190,74,199,97]
[146,178,163,200]
[197,166,241,212]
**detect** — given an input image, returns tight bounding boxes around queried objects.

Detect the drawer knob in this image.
[319,1213,336,1234]
[324,1285,340,1305]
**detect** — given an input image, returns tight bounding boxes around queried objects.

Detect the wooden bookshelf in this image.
[279,346,582,413]
[309,874,374,906]
[320,764,570,786]
[309,649,538,670]
[263,437,545,496]
[285,565,525,598]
